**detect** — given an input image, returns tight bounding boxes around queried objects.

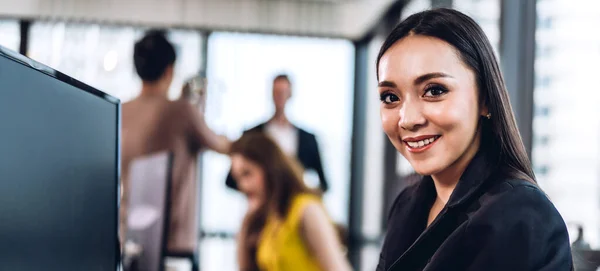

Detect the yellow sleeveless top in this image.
[257,194,323,271]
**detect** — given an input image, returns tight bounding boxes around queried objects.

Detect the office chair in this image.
[125,152,173,271]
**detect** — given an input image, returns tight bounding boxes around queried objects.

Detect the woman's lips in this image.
[403,135,441,153]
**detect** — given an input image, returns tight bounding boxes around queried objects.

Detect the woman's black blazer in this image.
[377,151,573,271]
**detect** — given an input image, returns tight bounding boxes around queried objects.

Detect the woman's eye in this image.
[380,93,400,104]
[424,86,448,97]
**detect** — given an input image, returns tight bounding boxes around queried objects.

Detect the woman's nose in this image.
[399,100,426,131]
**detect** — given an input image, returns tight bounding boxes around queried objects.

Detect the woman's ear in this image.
[480,103,489,118]
[480,109,489,118]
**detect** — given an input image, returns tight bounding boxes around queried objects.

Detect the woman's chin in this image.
[410,162,444,177]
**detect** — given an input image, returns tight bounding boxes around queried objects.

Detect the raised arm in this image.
[183,101,230,154]
[301,203,352,271]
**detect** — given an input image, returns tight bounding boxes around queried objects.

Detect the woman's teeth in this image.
[406,136,437,148]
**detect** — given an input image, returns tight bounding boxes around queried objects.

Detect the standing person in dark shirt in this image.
[226,74,328,192]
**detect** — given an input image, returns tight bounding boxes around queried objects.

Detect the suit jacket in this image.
[226,122,328,192]
[377,150,573,271]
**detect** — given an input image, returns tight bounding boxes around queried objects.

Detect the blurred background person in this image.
[230,132,350,271]
[121,30,230,270]
[226,74,329,193]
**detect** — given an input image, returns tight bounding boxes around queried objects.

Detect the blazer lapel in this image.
[387,151,495,271]
[386,177,449,271]
[387,205,468,271]
[385,178,436,270]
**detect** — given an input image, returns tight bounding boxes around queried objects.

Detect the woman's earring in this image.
[485,113,492,120]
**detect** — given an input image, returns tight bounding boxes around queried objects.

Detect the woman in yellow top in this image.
[230,132,351,271]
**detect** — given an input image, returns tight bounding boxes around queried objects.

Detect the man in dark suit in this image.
[226,74,328,192]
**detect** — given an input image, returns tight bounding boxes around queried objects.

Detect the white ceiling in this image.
[0,0,396,40]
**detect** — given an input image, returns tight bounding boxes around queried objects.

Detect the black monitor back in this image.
[0,46,120,271]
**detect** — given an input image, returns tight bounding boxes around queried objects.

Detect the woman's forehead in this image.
[378,35,470,84]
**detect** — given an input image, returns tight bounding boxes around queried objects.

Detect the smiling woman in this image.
[378,34,484,193]
[375,8,573,271]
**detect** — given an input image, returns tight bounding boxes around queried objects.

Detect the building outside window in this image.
[533,0,600,246]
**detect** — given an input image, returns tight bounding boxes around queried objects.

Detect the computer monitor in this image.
[0,46,120,271]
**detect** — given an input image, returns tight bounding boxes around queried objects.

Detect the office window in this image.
[535,74,553,89]
[535,135,550,146]
[361,244,384,271]
[201,31,354,230]
[28,22,202,102]
[199,239,237,271]
[534,105,551,117]
[537,16,554,29]
[401,0,430,20]
[535,165,550,175]
[453,0,501,57]
[533,0,600,246]
[536,44,555,58]
[402,0,501,62]
[360,34,390,270]
[0,20,19,52]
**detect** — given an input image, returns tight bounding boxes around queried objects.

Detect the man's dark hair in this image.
[273,74,291,86]
[134,29,176,82]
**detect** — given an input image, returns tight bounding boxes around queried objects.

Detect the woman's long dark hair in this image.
[376,8,535,183]
[231,132,317,271]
